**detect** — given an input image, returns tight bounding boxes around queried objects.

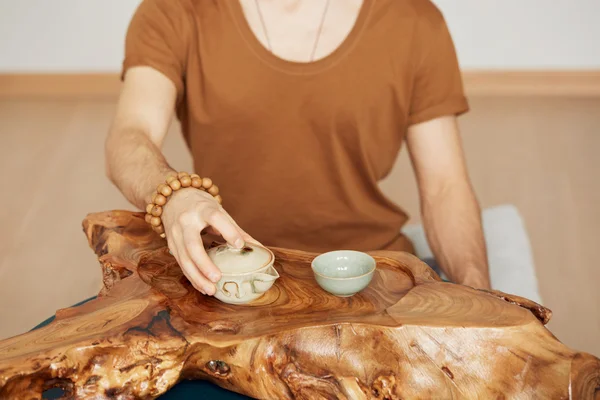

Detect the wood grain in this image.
[0,210,598,399]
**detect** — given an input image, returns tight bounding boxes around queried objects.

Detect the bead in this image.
[177,171,189,179]
[202,177,213,189]
[158,184,172,197]
[150,216,162,227]
[169,179,182,191]
[154,194,167,206]
[166,175,178,184]
[190,173,201,179]
[208,185,219,196]
[146,203,153,214]
[154,224,165,234]
[145,213,152,224]
[191,177,203,188]
[151,205,163,217]
[215,195,223,204]
[160,233,166,238]
[180,175,192,187]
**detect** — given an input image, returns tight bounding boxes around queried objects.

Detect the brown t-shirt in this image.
[123,0,469,254]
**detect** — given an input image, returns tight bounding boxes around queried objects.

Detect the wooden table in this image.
[0,210,598,399]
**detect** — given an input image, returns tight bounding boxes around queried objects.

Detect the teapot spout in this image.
[268,265,280,279]
[255,266,280,282]
[251,266,280,294]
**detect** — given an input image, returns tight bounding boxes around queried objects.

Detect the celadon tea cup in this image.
[311,250,376,297]
[207,243,279,305]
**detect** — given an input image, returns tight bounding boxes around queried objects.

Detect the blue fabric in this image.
[33,258,448,399]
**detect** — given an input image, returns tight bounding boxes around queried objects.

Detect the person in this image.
[105,0,492,300]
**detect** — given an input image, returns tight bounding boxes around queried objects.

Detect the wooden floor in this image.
[0,96,598,357]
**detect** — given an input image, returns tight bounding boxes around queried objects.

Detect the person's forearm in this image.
[421,180,491,288]
[105,128,175,210]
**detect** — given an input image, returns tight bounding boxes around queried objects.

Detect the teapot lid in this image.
[207,243,273,274]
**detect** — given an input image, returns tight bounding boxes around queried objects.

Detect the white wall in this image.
[0,1,140,72]
[435,0,600,69]
[0,0,599,72]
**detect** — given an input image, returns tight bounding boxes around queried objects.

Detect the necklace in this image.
[254,0,331,62]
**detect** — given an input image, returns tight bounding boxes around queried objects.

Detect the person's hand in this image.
[161,187,257,295]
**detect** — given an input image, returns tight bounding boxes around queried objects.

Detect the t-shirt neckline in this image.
[226,0,374,75]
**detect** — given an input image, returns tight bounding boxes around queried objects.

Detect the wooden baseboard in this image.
[1,71,599,98]
[0,74,122,98]
[462,70,600,97]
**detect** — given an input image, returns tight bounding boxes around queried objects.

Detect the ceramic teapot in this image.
[207,243,279,304]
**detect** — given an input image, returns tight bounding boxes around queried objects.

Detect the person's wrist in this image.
[144,172,222,238]
[161,186,191,218]
[143,170,177,206]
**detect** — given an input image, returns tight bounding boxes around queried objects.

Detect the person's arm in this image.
[105,67,253,296]
[105,66,177,210]
[406,115,491,288]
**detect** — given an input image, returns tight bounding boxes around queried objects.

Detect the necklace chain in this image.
[254,0,331,62]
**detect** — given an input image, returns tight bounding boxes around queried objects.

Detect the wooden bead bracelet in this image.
[145,172,222,238]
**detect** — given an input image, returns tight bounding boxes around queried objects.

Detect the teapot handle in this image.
[220,281,245,299]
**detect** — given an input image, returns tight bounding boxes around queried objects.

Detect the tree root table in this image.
[0,211,598,399]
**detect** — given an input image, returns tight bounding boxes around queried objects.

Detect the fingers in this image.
[180,250,215,295]
[218,208,264,246]
[169,228,217,295]
[182,226,222,284]
[162,190,262,296]
[204,208,246,249]
[202,221,263,249]
[238,228,263,246]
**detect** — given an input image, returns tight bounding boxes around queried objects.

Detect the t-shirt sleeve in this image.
[407,9,469,126]
[122,0,190,98]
